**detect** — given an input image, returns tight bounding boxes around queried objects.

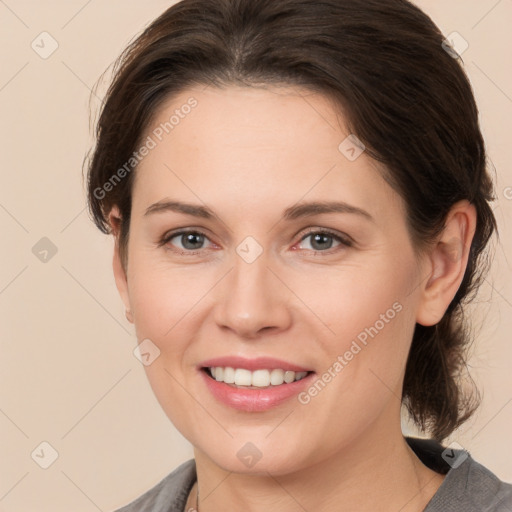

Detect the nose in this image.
[213,249,292,340]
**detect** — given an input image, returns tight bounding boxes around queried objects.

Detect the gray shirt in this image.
[113,437,512,511]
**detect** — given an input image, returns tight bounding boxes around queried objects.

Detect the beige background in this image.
[0,1,511,511]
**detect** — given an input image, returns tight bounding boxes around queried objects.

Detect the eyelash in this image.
[157,227,353,256]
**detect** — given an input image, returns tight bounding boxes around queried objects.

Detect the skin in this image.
[109,84,476,511]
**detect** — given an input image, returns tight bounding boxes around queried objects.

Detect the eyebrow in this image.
[144,199,374,222]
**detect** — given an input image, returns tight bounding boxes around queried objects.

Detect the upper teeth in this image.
[209,367,308,387]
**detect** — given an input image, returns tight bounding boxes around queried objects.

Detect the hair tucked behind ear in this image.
[85,0,497,440]
[402,172,496,441]
[405,317,479,441]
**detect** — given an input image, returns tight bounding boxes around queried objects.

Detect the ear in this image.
[415,200,477,326]
[108,206,133,323]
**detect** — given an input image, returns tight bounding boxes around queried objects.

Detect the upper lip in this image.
[199,356,312,372]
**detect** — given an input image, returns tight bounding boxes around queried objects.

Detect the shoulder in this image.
[427,454,512,511]
[406,437,512,512]
[112,459,196,512]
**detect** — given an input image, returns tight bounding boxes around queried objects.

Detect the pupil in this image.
[183,233,203,249]
[312,233,332,250]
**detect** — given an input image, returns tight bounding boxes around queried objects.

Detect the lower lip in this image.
[200,369,315,412]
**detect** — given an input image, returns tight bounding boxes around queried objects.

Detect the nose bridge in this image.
[213,242,290,337]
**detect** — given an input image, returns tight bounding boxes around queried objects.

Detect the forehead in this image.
[130,84,401,223]
[138,84,347,172]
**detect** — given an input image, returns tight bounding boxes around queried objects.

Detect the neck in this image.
[192,422,445,512]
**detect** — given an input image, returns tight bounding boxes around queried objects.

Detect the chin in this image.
[194,434,316,476]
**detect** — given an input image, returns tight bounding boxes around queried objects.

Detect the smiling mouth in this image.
[202,367,314,388]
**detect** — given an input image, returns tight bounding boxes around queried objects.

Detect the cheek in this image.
[126,261,206,433]
[127,253,213,343]
[306,254,418,402]
[305,256,415,350]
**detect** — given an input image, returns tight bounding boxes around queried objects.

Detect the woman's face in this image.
[113,84,429,474]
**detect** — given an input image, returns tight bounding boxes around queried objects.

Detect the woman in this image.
[85,0,512,510]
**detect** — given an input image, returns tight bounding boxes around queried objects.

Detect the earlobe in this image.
[416,200,476,327]
[109,206,133,323]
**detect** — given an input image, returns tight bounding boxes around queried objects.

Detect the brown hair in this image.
[85,0,497,441]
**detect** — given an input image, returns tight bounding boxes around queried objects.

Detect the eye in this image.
[159,229,214,254]
[295,229,353,253]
